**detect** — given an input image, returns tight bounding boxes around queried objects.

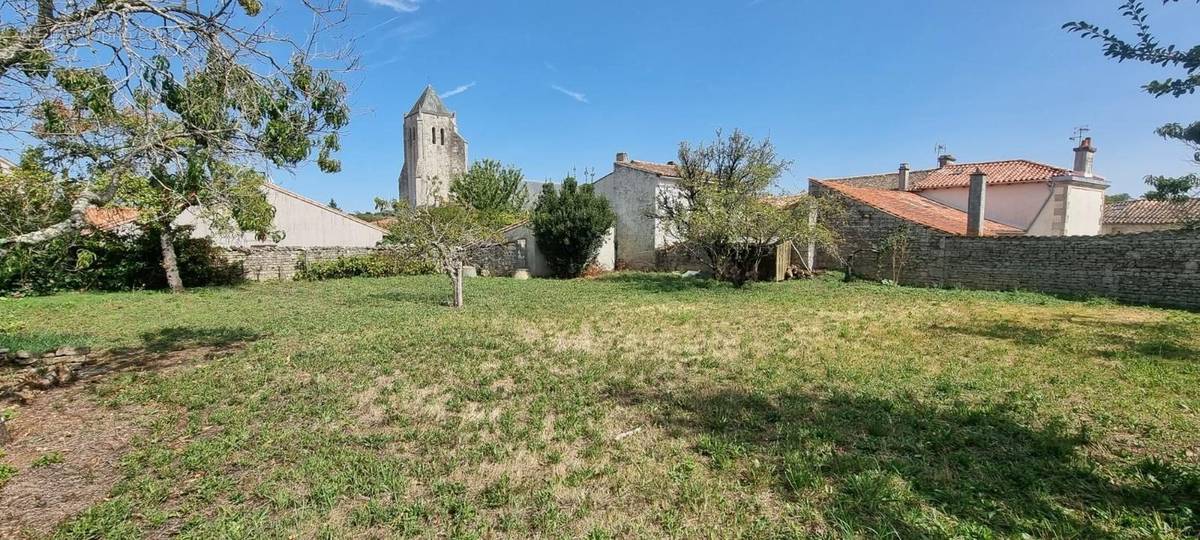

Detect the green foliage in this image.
[1156,122,1200,161]
[530,178,615,278]
[1064,1,1200,98]
[1145,174,1200,202]
[660,130,837,286]
[294,253,435,281]
[32,452,64,468]
[0,2,352,291]
[450,159,529,219]
[0,226,242,296]
[0,150,75,240]
[1066,2,1200,206]
[1106,193,1134,204]
[0,462,15,490]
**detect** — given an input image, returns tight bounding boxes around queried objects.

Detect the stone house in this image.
[591,153,684,269]
[1102,198,1200,234]
[811,138,1109,237]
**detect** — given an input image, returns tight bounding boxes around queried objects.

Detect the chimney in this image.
[898,163,910,190]
[967,168,987,237]
[938,154,957,168]
[1073,137,1096,177]
[615,152,629,163]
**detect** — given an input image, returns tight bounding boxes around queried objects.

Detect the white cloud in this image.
[366,0,422,13]
[551,84,589,104]
[441,82,477,98]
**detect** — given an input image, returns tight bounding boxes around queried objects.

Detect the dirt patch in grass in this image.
[0,344,243,537]
[0,384,147,538]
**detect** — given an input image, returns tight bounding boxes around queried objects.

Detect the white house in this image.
[90,182,387,248]
[592,153,684,269]
[811,138,1109,237]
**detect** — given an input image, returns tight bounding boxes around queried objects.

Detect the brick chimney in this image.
[967,168,987,236]
[938,154,957,168]
[1073,137,1096,177]
[615,152,629,163]
[898,163,910,190]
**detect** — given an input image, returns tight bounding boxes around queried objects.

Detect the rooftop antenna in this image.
[1071,126,1091,145]
[934,143,948,159]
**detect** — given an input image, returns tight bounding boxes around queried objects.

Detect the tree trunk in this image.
[159,225,185,293]
[452,260,464,308]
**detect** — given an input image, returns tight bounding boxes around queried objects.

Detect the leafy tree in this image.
[657,130,835,287]
[1105,193,1134,204]
[450,159,529,218]
[328,199,340,210]
[384,202,499,308]
[0,150,74,243]
[531,178,615,279]
[0,1,351,292]
[1065,1,1200,202]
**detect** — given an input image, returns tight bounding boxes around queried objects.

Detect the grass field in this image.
[2,274,1199,538]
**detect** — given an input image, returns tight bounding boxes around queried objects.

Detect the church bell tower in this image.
[399,85,468,206]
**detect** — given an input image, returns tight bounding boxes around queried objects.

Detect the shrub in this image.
[0,226,242,296]
[294,251,435,281]
[531,177,615,278]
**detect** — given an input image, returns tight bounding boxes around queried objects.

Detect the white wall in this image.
[920,183,1053,230]
[178,184,386,248]
[593,166,661,269]
[1063,184,1105,236]
[503,224,615,277]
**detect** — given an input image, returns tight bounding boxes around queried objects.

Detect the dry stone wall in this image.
[223,243,528,281]
[222,246,378,281]
[816,188,1200,310]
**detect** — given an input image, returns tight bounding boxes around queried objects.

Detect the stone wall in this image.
[222,246,380,281]
[815,188,1200,310]
[223,243,528,281]
[466,242,525,277]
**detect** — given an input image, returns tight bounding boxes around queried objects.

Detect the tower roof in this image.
[407,85,452,117]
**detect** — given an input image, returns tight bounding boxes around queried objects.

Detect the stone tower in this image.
[399,85,468,206]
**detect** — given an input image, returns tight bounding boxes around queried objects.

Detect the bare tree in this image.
[0,1,353,292]
[385,203,501,308]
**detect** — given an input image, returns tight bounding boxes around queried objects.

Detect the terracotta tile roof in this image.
[1104,198,1200,224]
[620,160,681,178]
[821,159,1069,191]
[915,160,1068,190]
[816,180,1024,236]
[84,207,140,231]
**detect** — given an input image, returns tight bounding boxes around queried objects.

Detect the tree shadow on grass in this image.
[928,315,1200,361]
[609,385,1200,536]
[595,272,723,294]
[132,326,260,353]
[90,326,261,376]
[367,290,455,307]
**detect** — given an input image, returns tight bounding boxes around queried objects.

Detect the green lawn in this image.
[2,274,1199,538]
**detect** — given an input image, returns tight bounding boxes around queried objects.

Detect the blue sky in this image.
[278,1,1198,210]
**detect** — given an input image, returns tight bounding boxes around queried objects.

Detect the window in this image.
[432,127,436,143]
[440,128,445,145]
